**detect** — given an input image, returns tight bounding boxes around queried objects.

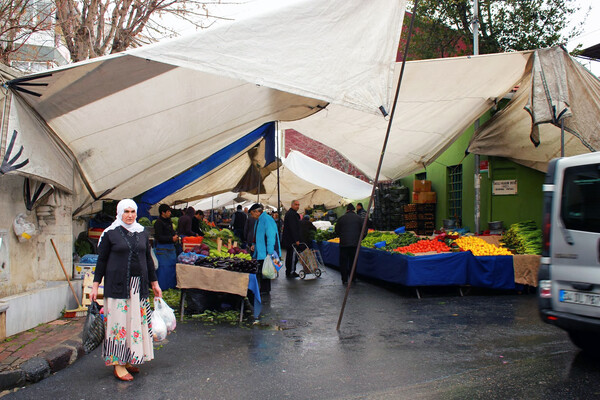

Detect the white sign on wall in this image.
[493,180,518,195]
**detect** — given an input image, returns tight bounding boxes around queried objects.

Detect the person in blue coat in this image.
[249,203,281,294]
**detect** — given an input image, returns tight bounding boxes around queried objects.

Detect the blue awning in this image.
[138,122,275,217]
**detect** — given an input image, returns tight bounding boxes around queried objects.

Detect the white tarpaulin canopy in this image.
[468,47,600,171]
[3,0,405,206]
[281,51,534,180]
[158,150,372,211]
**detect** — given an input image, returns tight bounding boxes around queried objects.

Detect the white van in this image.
[538,152,600,356]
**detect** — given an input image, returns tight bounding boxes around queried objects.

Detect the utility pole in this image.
[472,0,480,234]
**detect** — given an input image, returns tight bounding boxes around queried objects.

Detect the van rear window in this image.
[561,164,600,233]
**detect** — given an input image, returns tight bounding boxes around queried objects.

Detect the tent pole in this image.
[560,118,565,157]
[473,0,481,234]
[276,122,282,221]
[337,0,420,331]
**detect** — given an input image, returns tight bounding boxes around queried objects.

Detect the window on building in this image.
[448,165,462,222]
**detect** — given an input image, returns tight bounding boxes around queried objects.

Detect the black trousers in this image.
[285,244,296,276]
[256,259,271,293]
[339,246,358,283]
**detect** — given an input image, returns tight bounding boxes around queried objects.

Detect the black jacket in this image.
[94,227,157,299]
[154,216,175,244]
[300,219,317,244]
[281,209,301,247]
[244,216,257,244]
[231,210,248,230]
[334,211,364,247]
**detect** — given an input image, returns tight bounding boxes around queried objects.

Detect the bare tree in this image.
[54,0,232,62]
[0,0,55,65]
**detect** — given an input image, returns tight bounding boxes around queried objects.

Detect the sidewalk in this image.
[0,317,85,392]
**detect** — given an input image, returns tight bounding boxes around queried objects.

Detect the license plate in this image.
[559,290,600,306]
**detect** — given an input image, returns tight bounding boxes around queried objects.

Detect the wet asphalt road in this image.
[5,265,600,400]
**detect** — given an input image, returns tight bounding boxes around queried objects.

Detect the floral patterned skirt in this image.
[103,276,154,366]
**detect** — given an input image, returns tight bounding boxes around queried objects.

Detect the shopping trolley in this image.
[292,243,325,279]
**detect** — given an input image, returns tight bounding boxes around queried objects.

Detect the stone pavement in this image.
[0,317,85,393]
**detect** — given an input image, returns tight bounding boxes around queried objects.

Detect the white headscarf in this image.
[98,199,145,245]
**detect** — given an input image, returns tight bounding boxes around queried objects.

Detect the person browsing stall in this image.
[90,199,162,382]
[334,203,364,285]
[249,203,281,294]
[177,206,197,238]
[191,209,205,236]
[281,200,301,278]
[230,205,247,243]
[153,204,178,290]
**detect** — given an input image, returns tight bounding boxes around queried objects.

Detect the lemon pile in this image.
[454,236,512,256]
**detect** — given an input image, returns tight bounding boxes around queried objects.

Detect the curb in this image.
[0,340,85,392]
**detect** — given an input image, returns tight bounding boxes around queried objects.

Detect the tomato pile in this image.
[393,239,450,254]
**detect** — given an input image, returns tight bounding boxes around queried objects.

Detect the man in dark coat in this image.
[191,210,205,236]
[281,200,301,278]
[230,205,248,242]
[300,214,317,248]
[334,203,364,285]
[177,206,197,238]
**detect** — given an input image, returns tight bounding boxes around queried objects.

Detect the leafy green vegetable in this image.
[502,220,542,255]
[138,217,152,227]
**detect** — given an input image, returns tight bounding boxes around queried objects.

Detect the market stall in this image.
[316,241,515,291]
[315,220,542,296]
[176,263,261,322]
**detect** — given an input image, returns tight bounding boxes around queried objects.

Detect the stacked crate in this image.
[372,183,409,231]
[416,203,436,235]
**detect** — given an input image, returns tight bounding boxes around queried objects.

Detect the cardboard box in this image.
[413,180,432,192]
[412,191,436,204]
[73,262,96,279]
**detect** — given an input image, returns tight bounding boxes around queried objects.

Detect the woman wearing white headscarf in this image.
[91,199,162,381]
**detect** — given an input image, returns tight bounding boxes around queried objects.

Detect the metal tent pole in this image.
[337,0,420,331]
[473,0,481,234]
[277,122,282,220]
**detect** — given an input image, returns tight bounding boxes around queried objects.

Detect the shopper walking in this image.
[91,199,162,381]
[334,203,364,285]
[281,200,301,278]
[249,203,281,294]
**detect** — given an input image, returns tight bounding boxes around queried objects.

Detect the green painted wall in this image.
[401,113,545,232]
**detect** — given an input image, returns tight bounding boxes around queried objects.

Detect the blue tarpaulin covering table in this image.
[316,241,515,290]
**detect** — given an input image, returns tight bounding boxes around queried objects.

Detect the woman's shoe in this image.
[114,366,134,381]
[125,364,140,374]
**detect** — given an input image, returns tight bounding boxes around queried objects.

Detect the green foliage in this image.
[411,0,584,58]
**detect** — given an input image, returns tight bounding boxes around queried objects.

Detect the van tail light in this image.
[542,192,552,257]
[539,280,552,298]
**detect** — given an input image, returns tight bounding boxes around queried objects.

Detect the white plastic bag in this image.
[152,308,168,342]
[13,213,36,242]
[262,255,277,279]
[154,297,176,332]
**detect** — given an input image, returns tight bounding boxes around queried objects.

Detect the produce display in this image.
[314,229,336,242]
[194,256,260,274]
[501,221,542,255]
[393,239,451,254]
[361,231,398,248]
[454,236,512,256]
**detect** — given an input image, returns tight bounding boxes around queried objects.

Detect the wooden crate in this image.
[82,272,104,306]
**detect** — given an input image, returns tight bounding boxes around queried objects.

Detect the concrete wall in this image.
[0,174,74,298]
[0,174,79,336]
